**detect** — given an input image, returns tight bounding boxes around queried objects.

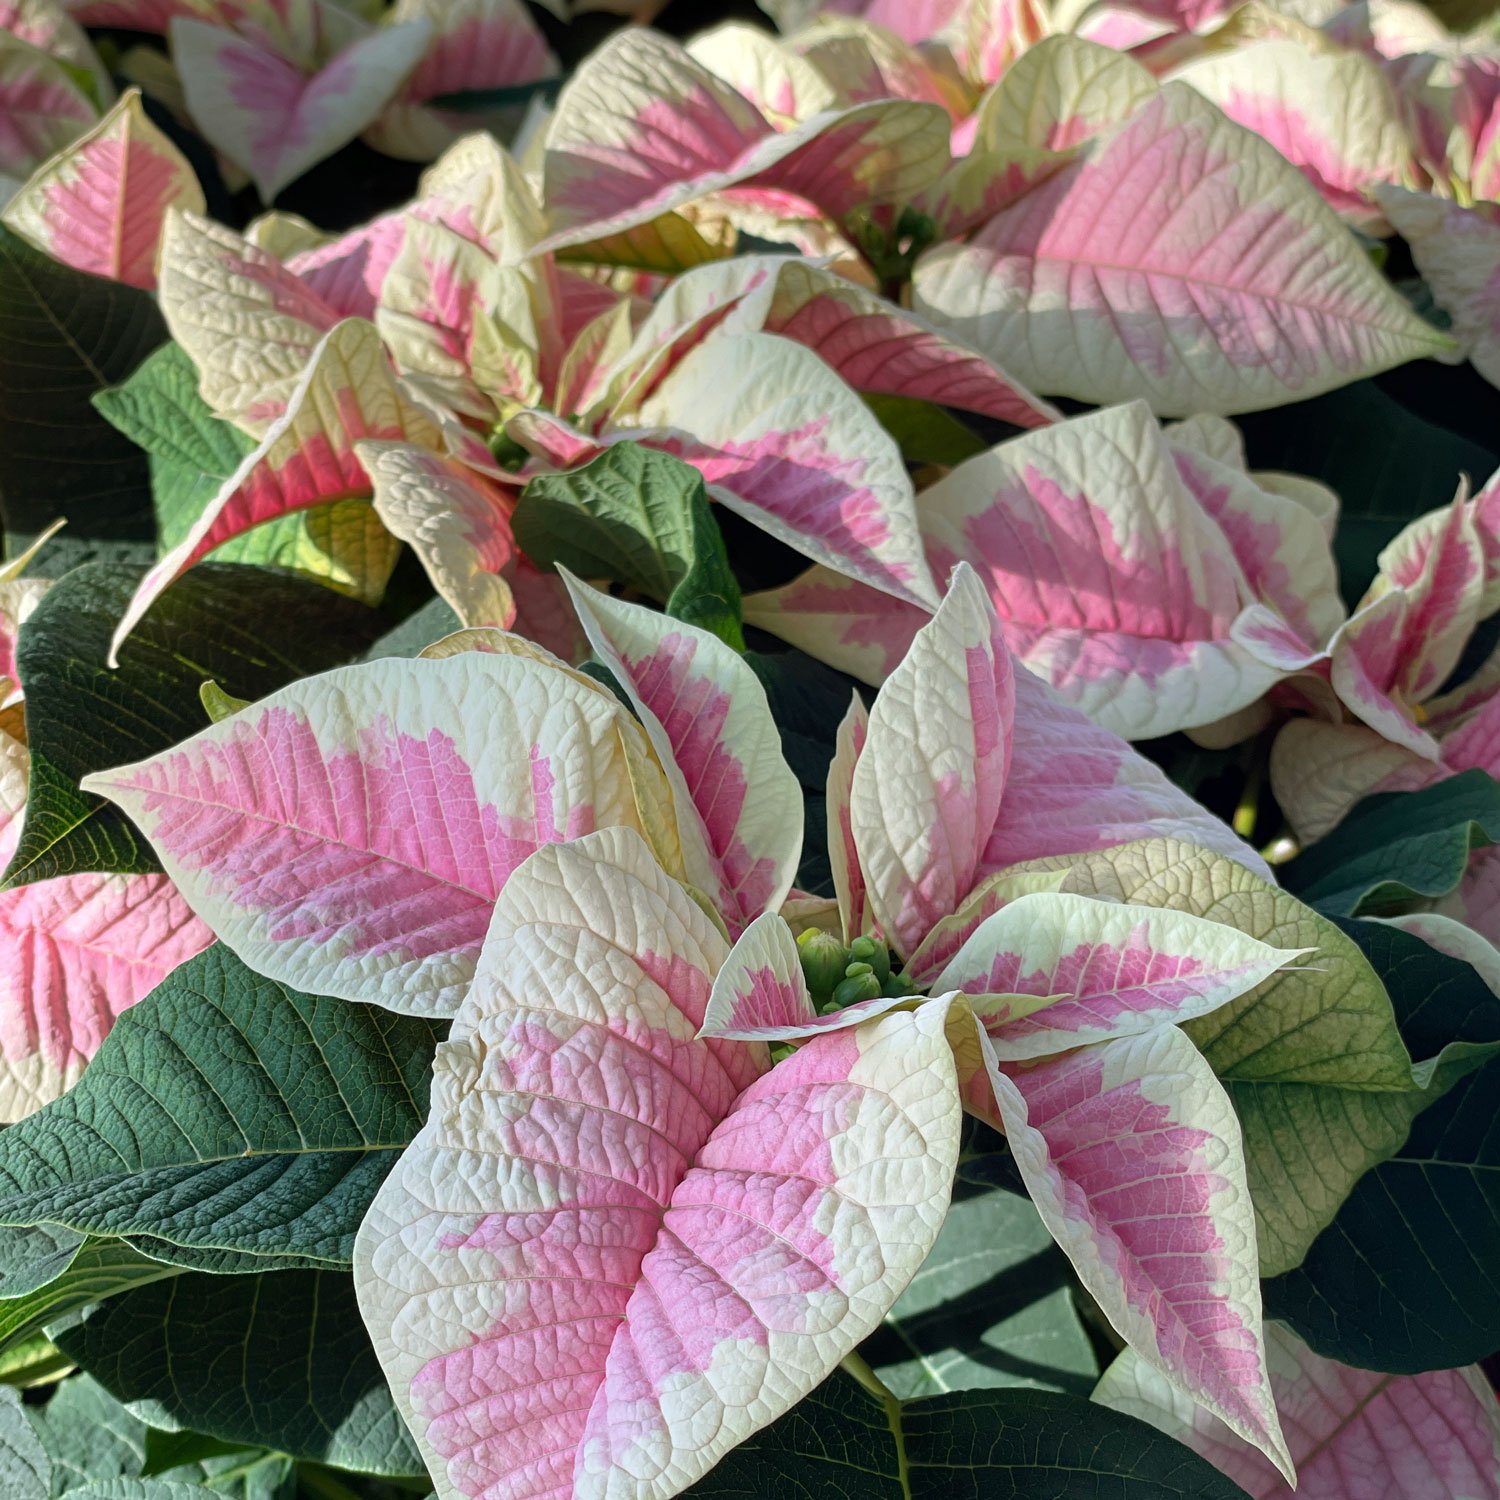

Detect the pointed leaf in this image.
[355,828,960,1500]
[359,439,518,629]
[990,1024,1292,1481]
[3,562,385,888]
[108,319,442,663]
[0,89,201,288]
[0,732,211,1122]
[98,341,400,606]
[690,1369,1252,1499]
[80,648,662,1017]
[0,943,442,1271]
[912,85,1453,416]
[170,19,431,201]
[1096,1324,1500,1499]
[563,575,802,931]
[1283,769,1500,915]
[0,222,162,538]
[827,690,869,944]
[918,402,1288,738]
[514,443,743,648]
[612,330,939,609]
[156,210,340,432]
[700,910,815,1037]
[935,890,1305,1059]
[0,32,97,180]
[852,563,1013,956]
[1054,838,1423,1275]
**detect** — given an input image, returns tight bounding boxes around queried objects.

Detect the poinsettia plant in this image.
[2,1,1500,1498]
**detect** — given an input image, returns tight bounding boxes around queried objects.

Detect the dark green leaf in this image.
[0,1224,86,1298]
[683,1371,1249,1498]
[5,562,385,886]
[1238,379,1499,603]
[862,1186,1097,1399]
[0,225,163,544]
[0,1386,49,1500]
[1264,920,1500,1371]
[57,1271,426,1478]
[1265,1054,1500,1372]
[747,648,866,897]
[863,395,988,468]
[0,1240,178,1361]
[1282,770,1500,915]
[515,444,744,648]
[0,946,442,1274]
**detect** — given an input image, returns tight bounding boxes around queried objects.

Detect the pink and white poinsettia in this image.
[533,27,954,267]
[744,401,1345,741]
[1251,464,1500,773]
[911,77,1454,416]
[0,87,204,288]
[0,561,211,1120]
[0,5,108,187]
[1095,1321,1500,1499]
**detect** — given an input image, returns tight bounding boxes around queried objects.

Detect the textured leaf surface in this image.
[1055,839,1417,1275]
[0,1386,48,1500]
[935,891,1303,1059]
[1098,1324,1500,1499]
[170,19,431,201]
[0,944,441,1272]
[1283,769,1500,915]
[917,402,1286,738]
[912,85,1451,416]
[684,1369,1251,1498]
[614,330,939,609]
[80,650,655,1017]
[57,1270,425,1476]
[108,319,441,664]
[991,1024,1290,1481]
[0,729,211,1122]
[0,88,200,290]
[356,829,960,1500]
[564,577,802,932]
[4,562,384,887]
[98,343,399,606]
[851,564,1012,956]
[0,223,162,538]
[515,444,742,647]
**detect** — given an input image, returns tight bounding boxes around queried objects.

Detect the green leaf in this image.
[1263,919,1500,1372]
[0,1386,50,1500]
[682,1370,1249,1498]
[0,1334,75,1390]
[0,1240,178,1362]
[1282,770,1500,915]
[363,596,461,661]
[1054,838,1420,1275]
[1238,379,1499,602]
[0,946,442,1274]
[60,1485,221,1499]
[4,562,385,887]
[24,1376,292,1500]
[94,344,399,607]
[514,444,745,649]
[56,1272,426,1478]
[28,1377,145,1496]
[863,395,988,468]
[862,1186,1097,1400]
[0,224,163,546]
[0,1224,87,1298]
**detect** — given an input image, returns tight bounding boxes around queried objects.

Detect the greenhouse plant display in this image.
[1,1,1500,1497]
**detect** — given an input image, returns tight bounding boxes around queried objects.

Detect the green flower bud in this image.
[846,935,890,984]
[796,928,848,1002]
[830,971,882,1008]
